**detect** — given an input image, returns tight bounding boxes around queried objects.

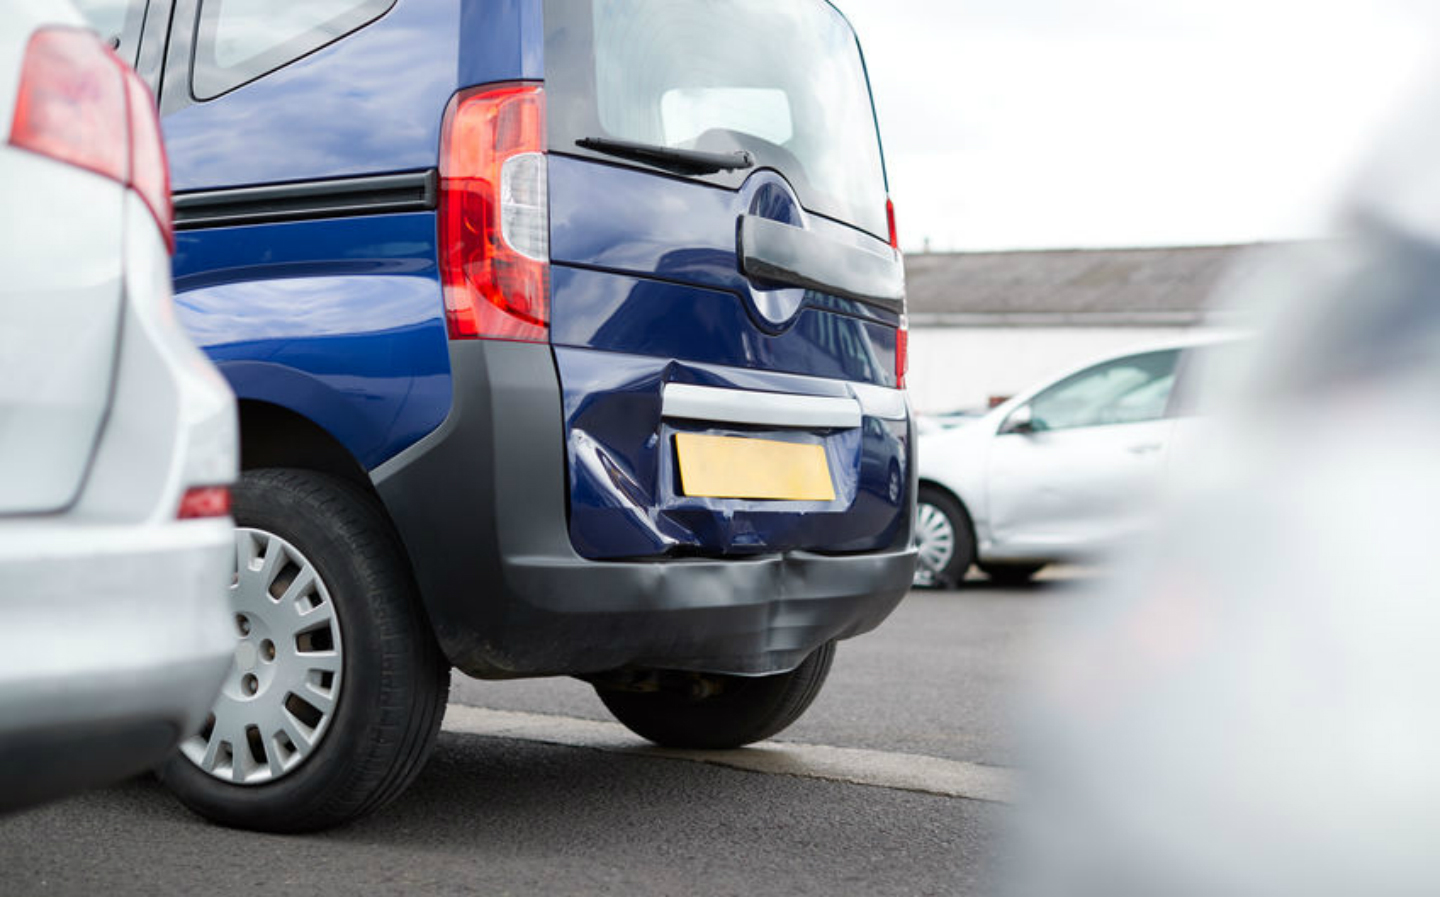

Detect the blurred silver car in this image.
[913,334,1240,587]
[1019,73,1440,897]
[0,1,237,813]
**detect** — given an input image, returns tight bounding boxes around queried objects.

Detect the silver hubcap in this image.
[913,501,956,587]
[182,527,344,785]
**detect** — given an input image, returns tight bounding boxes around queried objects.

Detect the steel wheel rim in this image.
[181,527,344,785]
[913,501,956,586]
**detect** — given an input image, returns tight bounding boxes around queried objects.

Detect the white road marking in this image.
[441,704,1014,804]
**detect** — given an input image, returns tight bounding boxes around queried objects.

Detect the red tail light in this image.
[895,320,909,390]
[438,83,549,342]
[178,486,232,520]
[886,197,899,251]
[8,27,174,252]
[123,71,173,253]
[8,28,125,182]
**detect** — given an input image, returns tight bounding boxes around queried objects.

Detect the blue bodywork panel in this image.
[174,214,450,470]
[163,0,459,191]
[548,156,908,558]
[549,266,898,384]
[549,158,901,335]
[163,0,544,191]
[165,0,544,468]
[166,0,908,562]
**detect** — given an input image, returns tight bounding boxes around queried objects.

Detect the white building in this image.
[904,244,1270,414]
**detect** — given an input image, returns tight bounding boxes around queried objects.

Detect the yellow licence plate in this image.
[674,433,835,501]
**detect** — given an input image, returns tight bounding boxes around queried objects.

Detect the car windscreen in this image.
[545,0,890,241]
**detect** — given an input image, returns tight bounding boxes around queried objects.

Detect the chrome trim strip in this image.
[849,382,908,421]
[662,383,862,429]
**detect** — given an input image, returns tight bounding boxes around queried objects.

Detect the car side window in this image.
[72,0,148,65]
[1025,349,1180,432]
[1168,340,1245,418]
[191,0,395,100]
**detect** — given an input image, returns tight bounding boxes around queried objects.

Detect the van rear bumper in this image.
[372,341,915,678]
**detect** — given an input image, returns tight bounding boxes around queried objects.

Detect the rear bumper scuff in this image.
[372,340,915,679]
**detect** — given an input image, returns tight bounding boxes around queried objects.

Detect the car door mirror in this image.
[1000,405,1035,436]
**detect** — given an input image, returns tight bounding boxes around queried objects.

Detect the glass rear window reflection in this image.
[549,0,890,241]
[795,305,890,386]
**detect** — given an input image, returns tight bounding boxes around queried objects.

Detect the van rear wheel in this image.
[594,642,835,749]
[161,468,449,833]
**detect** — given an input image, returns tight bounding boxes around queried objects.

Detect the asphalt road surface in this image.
[0,576,1085,896]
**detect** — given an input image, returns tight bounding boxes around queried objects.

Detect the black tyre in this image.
[979,562,1046,586]
[161,468,449,833]
[913,485,976,589]
[595,642,837,749]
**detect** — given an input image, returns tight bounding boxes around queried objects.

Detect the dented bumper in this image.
[372,340,916,679]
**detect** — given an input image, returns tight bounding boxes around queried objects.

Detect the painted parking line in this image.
[442,704,1015,804]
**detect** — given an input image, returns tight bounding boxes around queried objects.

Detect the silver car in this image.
[0,0,237,812]
[913,334,1240,587]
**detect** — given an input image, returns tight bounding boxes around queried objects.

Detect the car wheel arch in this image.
[915,479,980,582]
[917,479,977,542]
[915,475,996,558]
[237,400,375,499]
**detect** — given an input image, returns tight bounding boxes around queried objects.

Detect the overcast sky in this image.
[839,0,1438,252]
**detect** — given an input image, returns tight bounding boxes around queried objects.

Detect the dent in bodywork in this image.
[557,347,907,560]
[570,427,684,553]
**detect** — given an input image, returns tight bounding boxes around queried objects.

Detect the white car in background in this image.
[913,335,1239,587]
[0,1,237,813]
[914,408,985,436]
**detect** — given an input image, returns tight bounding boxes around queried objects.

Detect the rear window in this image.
[546,0,890,241]
[191,0,395,100]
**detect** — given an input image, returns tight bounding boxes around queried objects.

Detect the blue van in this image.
[112,0,914,831]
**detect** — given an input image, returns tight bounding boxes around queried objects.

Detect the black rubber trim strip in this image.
[739,214,906,314]
[174,170,438,230]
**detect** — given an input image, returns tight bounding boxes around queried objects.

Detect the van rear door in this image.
[543,0,909,559]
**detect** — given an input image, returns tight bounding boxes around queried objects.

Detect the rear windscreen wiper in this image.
[575,137,755,175]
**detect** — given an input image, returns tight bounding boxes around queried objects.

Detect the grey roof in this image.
[904,244,1278,326]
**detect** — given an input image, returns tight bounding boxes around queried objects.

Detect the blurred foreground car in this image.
[1020,77,1440,896]
[0,2,237,813]
[914,335,1238,588]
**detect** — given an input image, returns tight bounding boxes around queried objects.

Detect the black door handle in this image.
[738,215,905,314]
